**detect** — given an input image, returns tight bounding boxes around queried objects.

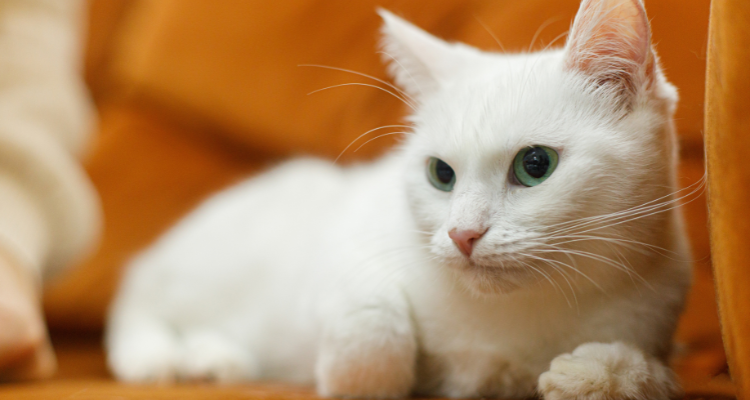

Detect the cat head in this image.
[381,0,680,296]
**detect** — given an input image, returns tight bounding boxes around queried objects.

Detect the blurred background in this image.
[34,0,726,395]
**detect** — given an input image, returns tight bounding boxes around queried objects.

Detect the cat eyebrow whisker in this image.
[540,30,570,53]
[513,52,547,116]
[352,131,412,154]
[299,63,418,107]
[527,16,564,53]
[473,16,506,52]
[307,82,417,110]
[332,125,413,164]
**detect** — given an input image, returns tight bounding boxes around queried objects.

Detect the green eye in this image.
[513,146,559,187]
[427,157,456,192]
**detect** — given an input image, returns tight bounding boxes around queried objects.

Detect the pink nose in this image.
[449,228,487,258]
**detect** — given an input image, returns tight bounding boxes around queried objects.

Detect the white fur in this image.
[106,1,690,398]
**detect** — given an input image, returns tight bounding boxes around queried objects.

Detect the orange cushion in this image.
[106,0,708,155]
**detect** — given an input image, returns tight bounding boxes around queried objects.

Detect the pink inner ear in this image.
[565,0,654,94]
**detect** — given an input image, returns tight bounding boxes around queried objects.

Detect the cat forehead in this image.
[410,50,608,160]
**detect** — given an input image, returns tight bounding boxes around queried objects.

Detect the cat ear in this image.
[378,9,468,99]
[564,0,656,102]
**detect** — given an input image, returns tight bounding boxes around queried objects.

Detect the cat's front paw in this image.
[181,330,258,383]
[108,328,182,383]
[538,342,681,400]
[315,307,417,398]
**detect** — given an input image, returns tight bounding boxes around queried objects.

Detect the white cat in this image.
[106,0,692,398]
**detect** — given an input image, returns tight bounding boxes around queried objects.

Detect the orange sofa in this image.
[1,0,731,398]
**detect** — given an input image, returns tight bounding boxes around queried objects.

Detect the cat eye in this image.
[513,146,559,187]
[427,157,456,192]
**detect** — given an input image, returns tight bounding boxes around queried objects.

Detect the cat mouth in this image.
[434,244,534,277]
[462,254,528,270]
[452,256,532,279]
[451,259,532,295]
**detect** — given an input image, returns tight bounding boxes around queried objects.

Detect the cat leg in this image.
[538,342,681,400]
[106,317,182,383]
[180,329,258,383]
[315,301,417,398]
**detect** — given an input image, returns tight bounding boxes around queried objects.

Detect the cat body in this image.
[107,1,690,398]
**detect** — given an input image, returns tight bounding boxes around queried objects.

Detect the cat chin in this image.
[448,259,537,296]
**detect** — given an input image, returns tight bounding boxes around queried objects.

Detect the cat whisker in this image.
[333,125,412,164]
[528,256,580,309]
[546,189,697,236]
[540,30,570,53]
[299,63,417,106]
[520,251,604,294]
[547,174,705,230]
[548,234,676,257]
[555,186,704,240]
[545,178,705,238]
[543,175,706,235]
[528,16,563,53]
[474,16,506,52]
[307,82,417,110]
[531,245,652,290]
[514,257,571,307]
[353,131,412,154]
[608,242,642,295]
[535,243,638,278]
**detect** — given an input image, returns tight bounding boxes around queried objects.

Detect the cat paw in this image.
[181,330,257,383]
[107,328,182,383]
[538,342,681,400]
[315,308,417,398]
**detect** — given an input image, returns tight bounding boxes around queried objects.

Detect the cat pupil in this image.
[523,147,550,179]
[435,160,454,184]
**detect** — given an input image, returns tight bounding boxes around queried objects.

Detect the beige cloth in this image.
[0,0,99,282]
